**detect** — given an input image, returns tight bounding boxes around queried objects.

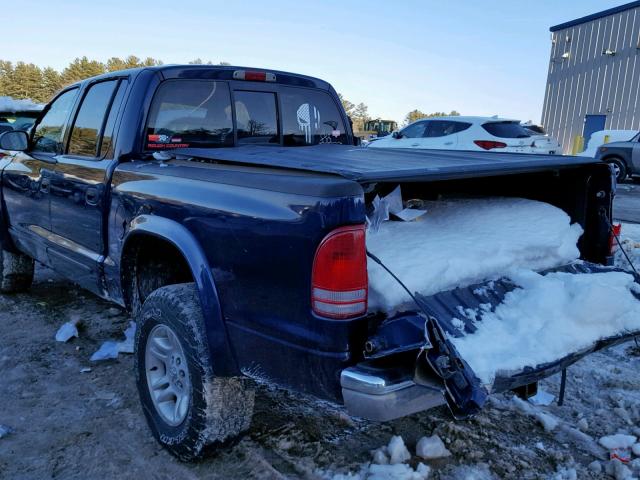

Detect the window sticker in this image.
[296,103,320,144]
[147,134,189,149]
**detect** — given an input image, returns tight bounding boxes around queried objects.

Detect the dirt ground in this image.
[1,266,640,480]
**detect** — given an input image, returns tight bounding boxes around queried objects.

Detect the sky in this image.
[4,0,629,124]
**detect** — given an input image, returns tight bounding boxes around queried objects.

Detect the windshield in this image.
[0,112,40,132]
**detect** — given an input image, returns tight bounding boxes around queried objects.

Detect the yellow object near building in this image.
[571,135,584,155]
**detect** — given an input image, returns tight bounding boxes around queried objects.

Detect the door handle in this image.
[411,143,420,147]
[85,187,99,205]
[40,178,50,193]
[444,141,453,145]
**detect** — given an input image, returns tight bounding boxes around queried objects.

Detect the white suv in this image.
[368,116,561,154]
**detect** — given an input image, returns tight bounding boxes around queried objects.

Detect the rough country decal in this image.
[147,134,189,149]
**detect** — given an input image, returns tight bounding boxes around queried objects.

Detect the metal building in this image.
[541,1,640,153]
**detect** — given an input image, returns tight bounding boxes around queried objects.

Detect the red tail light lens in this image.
[609,223,622,255]
[312,225,367,319]
[474,140,507,150]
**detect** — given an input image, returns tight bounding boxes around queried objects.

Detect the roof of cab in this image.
[68,64,332,91]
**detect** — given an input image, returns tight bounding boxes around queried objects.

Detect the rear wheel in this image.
[135,283,254,461]
[606,157,627,182]
[0,246,34,293]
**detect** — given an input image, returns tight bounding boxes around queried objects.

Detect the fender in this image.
[123,214,240,377]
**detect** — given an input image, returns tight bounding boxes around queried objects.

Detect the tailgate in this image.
[365,262,640,417]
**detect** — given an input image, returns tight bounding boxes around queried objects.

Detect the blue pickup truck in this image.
[0,65,636,460]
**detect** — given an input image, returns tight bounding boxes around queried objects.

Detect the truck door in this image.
[46,78,128,294]
[1,88,79,262]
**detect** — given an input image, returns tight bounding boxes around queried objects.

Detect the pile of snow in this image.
[452,268,640,384]
[367,197,583,310]
[578,129,637,157]
[0,96,43,113]
[415,435,451,460]
[324,435,432,480]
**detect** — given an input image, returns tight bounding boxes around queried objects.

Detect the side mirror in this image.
[0,130,28,151]
[392,131,402,139]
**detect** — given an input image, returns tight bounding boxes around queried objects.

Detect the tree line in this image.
[0,56,230,104]
[338,94,460,133]
[0,56,459,129]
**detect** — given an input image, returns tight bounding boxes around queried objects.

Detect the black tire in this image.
[135,282,254,461]
[606,157,627,182]
[0,247,35,293]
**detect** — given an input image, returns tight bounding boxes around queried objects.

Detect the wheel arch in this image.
[120,214,239,377]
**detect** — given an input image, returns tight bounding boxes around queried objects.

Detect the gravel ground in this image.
[1,263,640,480]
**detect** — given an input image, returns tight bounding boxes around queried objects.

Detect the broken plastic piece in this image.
[90,321,137,361]
[393,208,428,222]
[529,389,555,406]
[55,318,80,343]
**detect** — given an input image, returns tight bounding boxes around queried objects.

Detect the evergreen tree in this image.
[9,62,44,100]
[40,67,62,102]
[60,56,106,87]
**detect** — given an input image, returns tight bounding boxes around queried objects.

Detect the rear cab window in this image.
[482,121,532,138]
[144,79,348,149]
[146,80,233,149]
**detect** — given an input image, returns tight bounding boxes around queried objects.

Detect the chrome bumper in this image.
[340,365,446,421]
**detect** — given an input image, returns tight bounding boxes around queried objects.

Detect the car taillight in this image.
[232,70,276,82]
[474,140,507,150]
[609,223,622,255]
[312,225,367,319]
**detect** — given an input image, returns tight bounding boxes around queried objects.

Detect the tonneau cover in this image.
[174,145,599,183]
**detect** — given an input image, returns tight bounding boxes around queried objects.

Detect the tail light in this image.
[474,140,507,150]
[312,225,367,319]
[609,223,622,255]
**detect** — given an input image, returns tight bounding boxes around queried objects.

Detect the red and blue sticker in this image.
[147,134,189,149]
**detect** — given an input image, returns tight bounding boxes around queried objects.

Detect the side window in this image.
[449,121,472,134]
[100,80,128,157]
[234,91,279,144]
[32,89,79,154]
[146,80,233,149]
[68,80,118,158]
[400,121,427,138]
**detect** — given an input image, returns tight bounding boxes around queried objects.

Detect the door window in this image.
[234,91,279,144]
[100,80,128,158]
[400,121,427,138]
[68,80,119,158]
[424,120,471,137]
[32,88,79,154]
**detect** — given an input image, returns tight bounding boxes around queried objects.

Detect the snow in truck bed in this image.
[366,197,583,309]
[367,197,640,385]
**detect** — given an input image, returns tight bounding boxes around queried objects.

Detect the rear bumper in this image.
[340,364,446,421]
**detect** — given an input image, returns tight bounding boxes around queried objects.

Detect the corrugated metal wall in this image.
[541,6,640,153]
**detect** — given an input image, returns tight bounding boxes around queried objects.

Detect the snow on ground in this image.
[367,197,583,310]
[0,96,43,112]
[2,212,640,479]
